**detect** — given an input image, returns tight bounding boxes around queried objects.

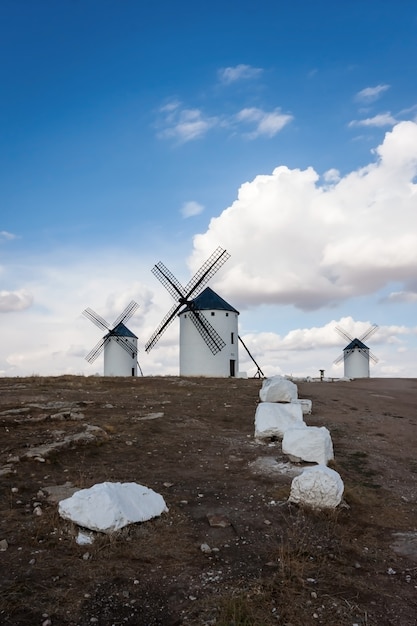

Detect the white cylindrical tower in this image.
[103,323,138,377]
[343,339,370,378]
[179,287,239,377]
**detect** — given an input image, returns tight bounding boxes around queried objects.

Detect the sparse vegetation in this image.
[0,376,416,625]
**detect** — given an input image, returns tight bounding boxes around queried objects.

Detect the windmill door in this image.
[229,359,236,377]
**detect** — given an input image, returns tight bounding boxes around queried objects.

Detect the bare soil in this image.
[0,375,416,625]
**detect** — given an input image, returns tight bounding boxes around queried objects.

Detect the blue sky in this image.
[1,0,417,377]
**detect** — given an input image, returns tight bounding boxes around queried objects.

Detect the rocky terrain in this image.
[0,375,416,625]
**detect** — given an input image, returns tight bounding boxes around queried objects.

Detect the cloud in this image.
[190,120,417,312]
[157,102,217,143]
[0,230,17,241]
[355,84,390,103]
[218,64,263,84]
[349,113,397,128]
[235,107,293,138]
[0,289,33,312]
[180,201,204,218]
[238,317,413,378]
[157,100,292,143]
[323,168,340,183]
[384,290,417,303]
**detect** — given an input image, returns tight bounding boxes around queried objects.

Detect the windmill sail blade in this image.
[359,324,378,343]
[369,350,379,363]
[152,263,186,301]
[82,308,111,331]
[111,335,138,358]
[189,309,226,354]
[334,325,354,343]
[333,353,344,365]
[183,247,230,300]
[145,302,183,352]
[85,337,108,363]
[112,301,139,328]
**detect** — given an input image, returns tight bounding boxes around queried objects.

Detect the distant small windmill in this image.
[83,301,141,376]
[145,247,242,377]
[334,324,379,378]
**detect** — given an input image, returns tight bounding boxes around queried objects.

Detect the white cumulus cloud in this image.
[0,289,33,312]
[190,121,417,312]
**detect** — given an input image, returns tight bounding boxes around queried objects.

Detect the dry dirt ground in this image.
[0,375,416,626]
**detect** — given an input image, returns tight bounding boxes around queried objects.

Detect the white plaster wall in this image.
[104,337,138,376]
[344,349,370,378]
[179,310,239,377]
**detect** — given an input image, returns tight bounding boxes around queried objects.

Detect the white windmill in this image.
[82,301,141,376]
[145,248,242,376]
[334,324,379,378]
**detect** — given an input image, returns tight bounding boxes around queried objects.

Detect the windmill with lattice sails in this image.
[82,301,142,376]
[145,247,264,378]
[334,323,379,378]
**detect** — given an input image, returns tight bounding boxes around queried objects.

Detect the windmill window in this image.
[231,332,234,344]
[226,312,229,317]
[211,312,215,316]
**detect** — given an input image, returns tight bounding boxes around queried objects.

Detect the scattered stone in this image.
[44,482,77,504]
[391,531,417,559]
[288,465,344,509]
[200,543,212,554]
[76,530,94,545]
[0,539,9,551]
[58,482,168,533]
[0,466,14,477]
[23,424,108,461]
[282,425,334,465]
[259,375,298,403]
[249,457,303,478]
[294,398,312,414]
[207,513,231,528]
[137,412,164,421]
[254,401,305,441]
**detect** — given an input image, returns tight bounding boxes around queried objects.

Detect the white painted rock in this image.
[288,465,344,509]
[282,425,334,465]
[294,398,312,414]
[254,402,305,440]
[58,482,168,533]
[259,375,298,403]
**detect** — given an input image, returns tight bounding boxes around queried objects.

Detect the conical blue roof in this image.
[344,338,368,351]
[182,287,239,314]
[105,322,138,339]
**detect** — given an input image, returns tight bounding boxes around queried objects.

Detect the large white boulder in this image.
[282,425,334,465]
[254,402,305,441]
[294,398,312,415]
[288,465,344,509]
[58,482,168,533]
[259,376,298,403]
